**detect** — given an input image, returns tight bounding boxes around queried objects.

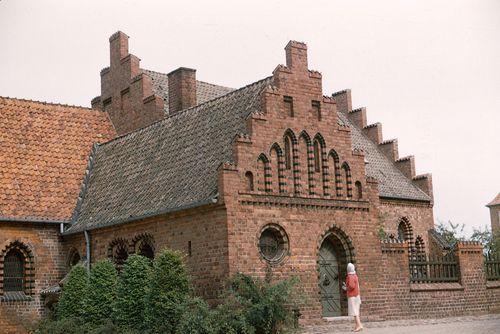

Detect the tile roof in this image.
[487,193,500,207]
[142,69,234,114]
[66,78,430,233]
[0,97,116,222]
[338,112,430,201]
[66,77,272,233]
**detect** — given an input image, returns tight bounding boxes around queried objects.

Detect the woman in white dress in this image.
[342,263,363,332]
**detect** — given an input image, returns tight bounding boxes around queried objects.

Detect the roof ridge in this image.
[97,76,272,148]
[0,96,93,111]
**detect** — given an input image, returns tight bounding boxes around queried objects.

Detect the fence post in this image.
[454,241,488,314]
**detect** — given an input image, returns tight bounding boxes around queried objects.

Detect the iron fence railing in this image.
[409,252,459,283]
[484,254,500,281]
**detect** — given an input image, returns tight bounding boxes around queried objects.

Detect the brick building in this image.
[487,193,500,234]
[1,32,499,331]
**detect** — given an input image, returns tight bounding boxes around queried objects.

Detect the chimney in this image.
[109,31,129,69]
[167,67,197,114]
[285,41,308,71]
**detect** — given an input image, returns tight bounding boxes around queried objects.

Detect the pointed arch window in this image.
[245,171,254,191]
[257,154,271,193]
[355,181,362,199]
[284,136,292,170]
[313,140,321,172]
[329,150,342,197]
[342,162,352,198]
[4,250,24,292]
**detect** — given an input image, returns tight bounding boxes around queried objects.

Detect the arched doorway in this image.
[318,229,355,317]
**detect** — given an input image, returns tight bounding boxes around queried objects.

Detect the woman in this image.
[343,263,363,332]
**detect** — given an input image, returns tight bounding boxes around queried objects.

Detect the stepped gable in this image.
[66,77,272,233]
[333,91,431,202]
[0,96,116,222]
[143,69,234,114]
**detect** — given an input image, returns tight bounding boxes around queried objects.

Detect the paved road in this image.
[303,315,500,334]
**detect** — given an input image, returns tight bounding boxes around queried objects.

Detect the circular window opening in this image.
[259,226,288,263]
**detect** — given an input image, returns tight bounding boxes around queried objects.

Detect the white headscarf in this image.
[347,263,356,275]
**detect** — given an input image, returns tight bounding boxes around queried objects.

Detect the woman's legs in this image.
[354,315,363,331]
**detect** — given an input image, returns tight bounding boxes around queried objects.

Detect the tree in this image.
[471,226,500,255]
[57,265,88,320]
[145,249,190,333]
[83,260,118,326]
[114,254,151,331]
[435,220,466,246]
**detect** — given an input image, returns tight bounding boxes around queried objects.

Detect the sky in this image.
[1,0,499,235]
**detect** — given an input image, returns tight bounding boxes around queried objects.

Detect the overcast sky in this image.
[1,0,499,235]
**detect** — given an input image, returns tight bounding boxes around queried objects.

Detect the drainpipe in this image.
[84,230,91,271]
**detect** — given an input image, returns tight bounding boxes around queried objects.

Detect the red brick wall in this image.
[378,199,434,252]
[62,205,229,303]
[378,241,494,320]
[0,223,65,333]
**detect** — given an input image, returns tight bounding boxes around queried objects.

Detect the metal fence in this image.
[409,252,459,283]
[484,254,500,281]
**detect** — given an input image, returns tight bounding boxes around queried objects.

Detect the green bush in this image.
[84,260,118,327]
[114,254,151,330]
[210,295,255,334]
[36,317,88,334]
[175,297,215,334]
[230,273,300,334]
[57,265,88,320]
[145,249,190,333]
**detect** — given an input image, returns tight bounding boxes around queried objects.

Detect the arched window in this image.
[67,249,81,269]
[4,249,24,292]
[283,129,298,194]
[355,181,362,199]
[1,241,34,295]
[257,154,271,193]
[314,140,321,172]
[270,143,285,193]
[245,171,254,191]
[108,238,129,271]
[415,236,425,254]
[284,136,292,170]
[397,217,414,247]
[299,131,313,194]
[329,150,341,197]
[342,162,352,198]
[132,234,155,260]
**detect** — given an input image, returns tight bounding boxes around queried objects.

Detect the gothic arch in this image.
[108,238,129,270]
[283,129,299,194]
[341,162,352,198]
[415,235,425,254]
[66,247,81,270]
[397,217,414,250]
[270,142,285,193]
[328,149,342,197]
[298,130,314,194]
[131,233,155,260]
[0,240,35,295]
[317,224,356,264]
[313,133,328,196]
[257,153,271,193]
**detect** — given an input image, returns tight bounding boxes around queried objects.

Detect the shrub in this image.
[57,265,88,320]
[83,260,118,327]
[145,249,190,333]
[114,254,151,330]
[175,297,215,334]
[36,317,88,334]
[229,273,300,334]
[210,295,255,334]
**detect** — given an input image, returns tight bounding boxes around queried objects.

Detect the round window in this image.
[258,226,288,263]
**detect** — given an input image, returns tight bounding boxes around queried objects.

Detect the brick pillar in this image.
[454,242,488,314]
[285,41,308,71]
[167,67,197,115]
[377,241,410,320]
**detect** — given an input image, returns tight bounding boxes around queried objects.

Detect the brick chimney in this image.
[285,41,308,71]
[167,67,197,114]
